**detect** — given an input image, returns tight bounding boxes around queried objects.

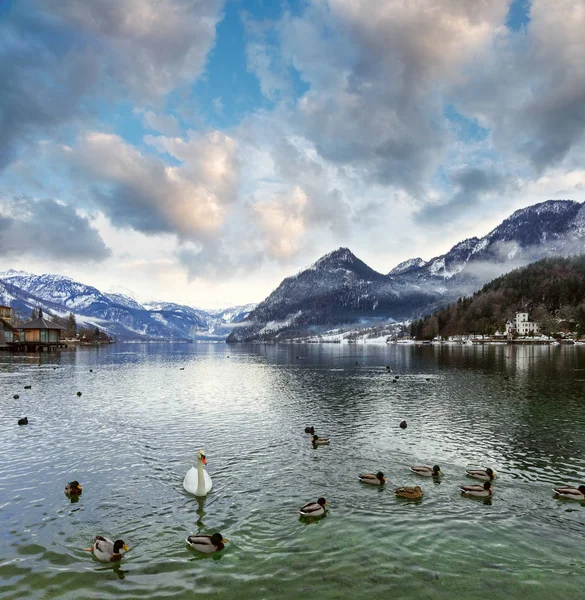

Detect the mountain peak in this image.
[389,257,427,276]
[314,247,357,267]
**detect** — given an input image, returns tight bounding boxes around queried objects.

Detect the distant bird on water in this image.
[24,385,31,389]
[299,497,328,518]
[304,426,315,434]
[466,468,496,481]
[64,481,82,496]
[186,533,227,554]
[18,417,28,425]
[410,465,442,477]
[312,434,330,446]
[400,420,407,429]
[76,391,82,397]
[552,485,585,500]
[358,471,386,485]
[395,485,423,499]
[13,394,19,399]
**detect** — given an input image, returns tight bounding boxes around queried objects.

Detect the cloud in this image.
[0,197,110,261]
[453,0,585,172]
[66,130,238,239]
[417,166,507,224]
[0,0,224,171]
[251,0,509,191]
[139,110,181,136]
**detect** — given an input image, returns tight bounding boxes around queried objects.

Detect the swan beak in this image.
[222,539,228,543]
[123,544,130,552]
[202,457,208,465]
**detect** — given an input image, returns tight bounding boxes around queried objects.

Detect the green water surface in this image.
[1,343,585,599]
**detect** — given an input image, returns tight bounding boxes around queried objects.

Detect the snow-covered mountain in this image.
[228,200,585,342]
[0,271,255,341]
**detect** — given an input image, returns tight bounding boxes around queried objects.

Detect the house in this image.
[0,305,13,321]
[0,318,16,348]
[17,316,66,346]
[505,312,540,336]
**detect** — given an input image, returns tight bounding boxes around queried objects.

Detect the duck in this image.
[552,485,585,500]
[466,468,496,481]
[186,532,228,554]
[311,434,330,446]
[460,481,492,497]
[64,481,82,496]
[299,497,328,517]
[410,465,442,477]
[24,385,31,389]
[86,536,129,562]
[183,450,213,497]
[395,485,423,499]
[18,417,28,426]
[13,394,19,399]
[358,471,386,485]
[399,420,407,429]
[76,392,82,397]
[304,426,315,434]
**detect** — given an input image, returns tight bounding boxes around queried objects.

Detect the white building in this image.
[505,312,540,336]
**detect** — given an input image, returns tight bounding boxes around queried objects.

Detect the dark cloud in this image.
[0,197,111,261]
[416,167,507,224]
[0,0,224,172]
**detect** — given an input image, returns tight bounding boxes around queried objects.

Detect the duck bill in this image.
[123,544,130,552]
[222,539,228,543]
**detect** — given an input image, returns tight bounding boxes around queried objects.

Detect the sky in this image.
[1,0,585,308]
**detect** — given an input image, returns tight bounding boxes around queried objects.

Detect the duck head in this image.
[485,467,495,479]
[211,533,228,545]
[113,540,130,553]
[197,450,208,465]
[433,465,442,475]
[483,482,492,491]
[578,485,585,494]
[376,471,385,483]
[317,497,328,507]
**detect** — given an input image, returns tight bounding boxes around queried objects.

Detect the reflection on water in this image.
[1,342,585,599]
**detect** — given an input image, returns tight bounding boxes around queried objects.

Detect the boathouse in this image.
[14,316,67,351]
[0,305,12,320]
[0,318,16,348]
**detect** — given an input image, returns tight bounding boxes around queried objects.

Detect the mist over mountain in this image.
[228,200,585,342]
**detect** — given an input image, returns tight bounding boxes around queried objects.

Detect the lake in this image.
[1,342,585,599]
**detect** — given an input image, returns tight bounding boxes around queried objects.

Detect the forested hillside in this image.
[410,256,585,339]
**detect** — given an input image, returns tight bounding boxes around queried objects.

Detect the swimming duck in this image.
[183,450,213,497]
[410,465,442,477]
[13,394,19,399]
[304,426,315,434]
[358,471,386,485]
[86,536,129,562]
[399,420,407,429]
[299,497,328,517]
[312,434,330,446]
[76,392,82,397]
[466,468,496,481]
[64,481,82,496]
[18,417,28,425]
[395,485,423,499]
[460,482,492,497]
[24,385,31,389]
[186,533,228,554]
[552,485,585,500]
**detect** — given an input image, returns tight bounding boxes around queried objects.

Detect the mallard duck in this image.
[18,417,28,426]
[304,426,315,434]
[24,385,31,389]
[86,536,129,562]
[64,481,82,496]
[358,471,386,485]
[76,391,82,397]
[183,450,213,497]
[186,533,227,553]
[399,420,407,429]
[312,435,330,446]
[410,465,442,477]
[395,485,423,499]
[552,485,585,500]
[460,482,492,497]
[299,497,328,517]
[466,468,496,481]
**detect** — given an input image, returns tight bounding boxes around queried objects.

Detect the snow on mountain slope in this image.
[229,200,585,342]
[0,272,256,341]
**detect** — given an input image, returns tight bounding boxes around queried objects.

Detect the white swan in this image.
[183,450,213,496]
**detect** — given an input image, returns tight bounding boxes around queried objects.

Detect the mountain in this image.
[0,271,255,341]
[228,200,585,342]
[226,248,438,342]
[411,255,585,339]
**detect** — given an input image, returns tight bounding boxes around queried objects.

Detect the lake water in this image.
[1,342,585,599]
